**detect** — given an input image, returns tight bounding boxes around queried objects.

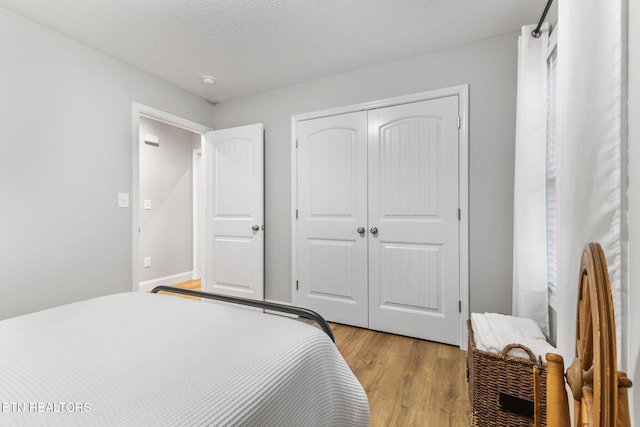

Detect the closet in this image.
[293,90,465,345]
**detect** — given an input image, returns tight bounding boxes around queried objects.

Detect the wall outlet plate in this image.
[118,193,129,208]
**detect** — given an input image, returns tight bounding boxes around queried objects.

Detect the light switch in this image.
[118,193,129,208]
[144,199,151,210]
[144,257,151,268]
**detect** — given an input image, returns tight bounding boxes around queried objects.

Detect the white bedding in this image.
[0,292,370,426]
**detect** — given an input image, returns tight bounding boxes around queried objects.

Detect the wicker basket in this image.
[467,320,547,426]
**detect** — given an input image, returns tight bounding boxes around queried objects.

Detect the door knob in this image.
[370,226,378,235]
[357,227,365,234]
[252,225,260,232]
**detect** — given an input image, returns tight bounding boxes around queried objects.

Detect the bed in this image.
[0,286,370,426]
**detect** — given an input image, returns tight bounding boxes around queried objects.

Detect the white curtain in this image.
[512,24,549,336]
[556,0,622,365]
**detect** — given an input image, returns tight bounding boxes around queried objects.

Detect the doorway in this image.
[131,104,211,293]
[132,104,265,302]
[137,116,202,291]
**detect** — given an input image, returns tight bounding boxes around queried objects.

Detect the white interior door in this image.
[297,111,369,327]
[205,123,264,300]
[368,97,460,345]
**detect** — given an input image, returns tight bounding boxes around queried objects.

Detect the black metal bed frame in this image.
[150,286,335,342]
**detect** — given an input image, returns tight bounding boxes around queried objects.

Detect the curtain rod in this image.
[532,0,554,38]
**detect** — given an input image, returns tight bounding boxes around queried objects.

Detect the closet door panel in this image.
[368,96,460,345]
[297,111,368,327]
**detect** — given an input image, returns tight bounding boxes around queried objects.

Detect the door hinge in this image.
[295,209,298,220]
[296,280,299,291]
[459,300,462,313]
[458,208,461,221]
[296,138,298,148]
[457,116,461,129]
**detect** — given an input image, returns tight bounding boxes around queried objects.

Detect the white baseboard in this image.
[138,271,194,292]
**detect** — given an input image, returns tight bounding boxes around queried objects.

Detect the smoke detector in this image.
[201,75,216,85]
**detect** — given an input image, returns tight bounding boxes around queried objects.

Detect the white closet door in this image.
[368,97,460,345]
[297,111,369,327]
[204,124,264,300]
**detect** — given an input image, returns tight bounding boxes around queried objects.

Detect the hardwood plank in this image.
[172,279,201,291]
[332,323,470,427]
[155,279,201,300]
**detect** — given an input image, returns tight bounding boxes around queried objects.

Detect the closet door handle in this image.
[357,227,365,234]
[370,226,378,235]
[251,225,260,232]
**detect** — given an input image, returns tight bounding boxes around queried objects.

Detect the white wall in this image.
[139,117,199,283]
[627,0,639,420]
[212,33,519,309]
[0,7,215,319]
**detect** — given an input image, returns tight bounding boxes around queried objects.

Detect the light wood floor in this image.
[332,323,470,427]
[171,279,201,291]
[158,279,201,300]
[165,280,471,425]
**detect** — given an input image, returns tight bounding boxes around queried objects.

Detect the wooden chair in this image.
[538,243,632,427]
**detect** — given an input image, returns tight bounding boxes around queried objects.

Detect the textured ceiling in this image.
[0,0,547,102]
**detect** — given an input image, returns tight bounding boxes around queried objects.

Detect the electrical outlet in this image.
[118,193,129,208]
[144,257,151,268]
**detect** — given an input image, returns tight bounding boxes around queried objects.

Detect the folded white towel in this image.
[485,312,547,340]
[471,312,557,361]
[471,312,502,353]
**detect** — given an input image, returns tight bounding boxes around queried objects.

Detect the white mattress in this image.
[0,292,370,426]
